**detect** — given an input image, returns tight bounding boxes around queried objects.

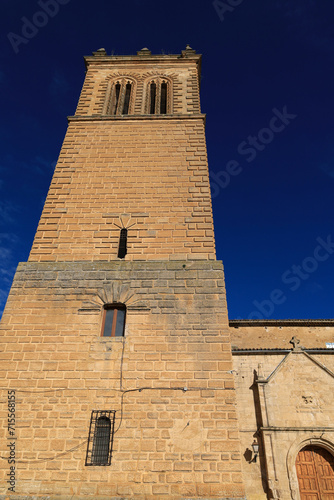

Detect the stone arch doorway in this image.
[295,445,334,499]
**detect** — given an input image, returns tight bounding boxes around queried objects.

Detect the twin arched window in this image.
[108,78,133,115]
[148,79,169,115]
[106,76,171,115]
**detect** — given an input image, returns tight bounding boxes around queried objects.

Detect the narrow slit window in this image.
[160,82,167,114]
[85,411,116,466]
[122,83,131,114]
[118,228,127,259]
[113,83,121,115]
[102,305,126,337]
[150,82,156,114]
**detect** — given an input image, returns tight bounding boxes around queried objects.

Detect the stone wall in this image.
[231,325,334,500]
[230,322,334,349]
[0,261,245,499]
[28,118,214,263]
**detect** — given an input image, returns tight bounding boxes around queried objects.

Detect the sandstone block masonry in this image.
[0,261,245,499]
[0,48,246,499]
[28,118,215,263]
[28,48,215,264]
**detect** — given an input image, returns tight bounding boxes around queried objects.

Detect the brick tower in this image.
[0,47,245,499]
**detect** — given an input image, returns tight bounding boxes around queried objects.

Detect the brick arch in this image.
[287,436,334,500]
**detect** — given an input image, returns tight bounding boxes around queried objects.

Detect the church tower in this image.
[0,47,245,499]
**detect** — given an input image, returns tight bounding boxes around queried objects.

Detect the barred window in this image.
[147,78,170,115]
[85,410,116,466]
[101,304,126,337]
[108,79,134,115]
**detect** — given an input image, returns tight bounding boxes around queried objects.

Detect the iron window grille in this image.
[85,410,116,466]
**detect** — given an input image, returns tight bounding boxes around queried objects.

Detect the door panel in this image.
[296,446,334,500]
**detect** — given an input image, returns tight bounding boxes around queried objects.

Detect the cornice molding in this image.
[68,113,206,123]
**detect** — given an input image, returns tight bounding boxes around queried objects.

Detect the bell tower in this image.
[29,45,216,263]
[0,47,245,499]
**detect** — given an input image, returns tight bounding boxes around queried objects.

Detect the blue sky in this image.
[0,0,334,319]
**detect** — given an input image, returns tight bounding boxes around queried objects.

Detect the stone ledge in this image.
[18,260,223,273]
[68,113,206,123]
[232,348,334,355]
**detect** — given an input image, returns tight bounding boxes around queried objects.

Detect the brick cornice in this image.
[84,54,202,67]
[67,114,206,123]
[84,52,203,84]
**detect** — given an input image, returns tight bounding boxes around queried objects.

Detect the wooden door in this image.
[296,446,334,500]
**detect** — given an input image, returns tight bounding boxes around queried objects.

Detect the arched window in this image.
[150,82,156,114]
[101,304,126,337]
[85,410,116,466]
[108,78,134,115]
[112,83,121,115]
[160,82,167,114]
[92,416,111,465]
[122,83,131,114]
[147,78,170,115]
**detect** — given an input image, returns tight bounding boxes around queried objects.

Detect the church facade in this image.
[0,47,333,500]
